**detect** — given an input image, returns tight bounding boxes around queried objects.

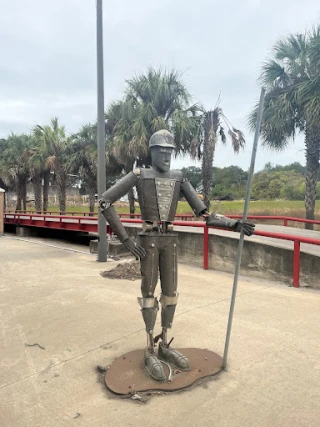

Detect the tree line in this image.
[182,162,320,201]
[1,23,320,228]
[0,69,243,214]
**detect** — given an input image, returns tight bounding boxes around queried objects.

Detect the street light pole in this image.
[96,0,107,262]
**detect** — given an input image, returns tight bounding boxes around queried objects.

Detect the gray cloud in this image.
[1,0,318,170]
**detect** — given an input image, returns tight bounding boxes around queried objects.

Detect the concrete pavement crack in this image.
[174,285,273,318]
[0,329,145,391]
[0,285,271,391]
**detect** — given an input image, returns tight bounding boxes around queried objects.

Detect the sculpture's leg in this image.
[137,297,158,351]
[159,235,178,332]
[138,236,166,381]
[158,236,190,371]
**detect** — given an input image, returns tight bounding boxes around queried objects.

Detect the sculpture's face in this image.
[151,146,173,173]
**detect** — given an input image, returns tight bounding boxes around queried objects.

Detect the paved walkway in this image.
[0,236,319,427]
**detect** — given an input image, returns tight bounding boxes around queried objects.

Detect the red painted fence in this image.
[4,212,320,288]
[5,210,320,227]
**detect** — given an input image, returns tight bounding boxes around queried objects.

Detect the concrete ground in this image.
[0,235,320,427]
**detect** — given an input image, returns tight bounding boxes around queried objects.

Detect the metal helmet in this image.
[149,129,175,149]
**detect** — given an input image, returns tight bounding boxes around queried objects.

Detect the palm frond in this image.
[259,60,289,88]
[219,126,226,144]
[228,128,245,152]
[273,33,307,62]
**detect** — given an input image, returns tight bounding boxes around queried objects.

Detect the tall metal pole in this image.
[222,88,266,370]
[96,0,107,262]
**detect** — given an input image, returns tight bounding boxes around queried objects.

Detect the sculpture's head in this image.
[149,129,175,173]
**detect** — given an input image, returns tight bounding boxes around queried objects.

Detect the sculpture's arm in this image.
[205,212,255,236]
[181,178,255,236]
[99,170,146,259]
[100,171,138,242]
[180,179,207,217]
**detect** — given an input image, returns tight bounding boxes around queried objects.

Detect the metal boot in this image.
[158,294,191,371]
[144,350,166,382]
[158,342,190,371]
[138,297,166,381]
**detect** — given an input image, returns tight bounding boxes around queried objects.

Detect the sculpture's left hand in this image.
[235,221,255,236]
[122,237,146,260]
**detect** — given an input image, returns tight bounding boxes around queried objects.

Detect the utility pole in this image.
[96,0,107,262]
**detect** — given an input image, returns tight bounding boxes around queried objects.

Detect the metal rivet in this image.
[159,193,162,196]
[173,243,176,247]
[157,182,161,185]
[170,183,173,186]
[151,243,155,247]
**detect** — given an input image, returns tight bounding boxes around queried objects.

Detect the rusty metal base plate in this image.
[105,348,222,395]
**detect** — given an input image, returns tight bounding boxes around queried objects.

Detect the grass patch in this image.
[209,200,320,217]
[23,199,320,221]
[10,199,319,231]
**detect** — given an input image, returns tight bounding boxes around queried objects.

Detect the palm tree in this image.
[106,67,202,213]
[31,127,53,212]
[27,137,45,213]
[70,123,123,214]
[0,134,31,211]
[297,27,320,121]
[249,29,320,229]
[105,101,140,215]
[0,139,11,209]
[191,106,245,209]
[34,118,70,213]
[69,124,98,214]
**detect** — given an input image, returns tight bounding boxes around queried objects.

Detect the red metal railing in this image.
[5,210,99,217]
[228,215,320,228]
[5,210,320,227]
[4,210,194,221]
[4,213,320,288]
[120,218,320,288]
[4,213,109,234]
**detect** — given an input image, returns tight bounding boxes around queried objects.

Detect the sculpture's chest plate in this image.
[136,171,182,222]
[155,178,176,221]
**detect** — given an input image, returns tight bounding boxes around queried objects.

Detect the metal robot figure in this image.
[99,129,255,382]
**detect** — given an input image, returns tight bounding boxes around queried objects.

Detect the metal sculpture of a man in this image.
[100,130,254,382]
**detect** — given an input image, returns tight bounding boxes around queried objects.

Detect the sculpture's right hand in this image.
[122,237,146,260]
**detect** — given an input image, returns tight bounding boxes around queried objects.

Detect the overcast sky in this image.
[1,0,319,171]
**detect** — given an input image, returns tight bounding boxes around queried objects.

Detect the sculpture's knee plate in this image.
[160,294,178,308]
[138,297,157,308]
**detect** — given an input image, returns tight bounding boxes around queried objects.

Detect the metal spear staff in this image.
[222,87,266,370]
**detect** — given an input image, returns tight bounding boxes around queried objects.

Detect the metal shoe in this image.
[144,351,166,382]
[158,344,191,371]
